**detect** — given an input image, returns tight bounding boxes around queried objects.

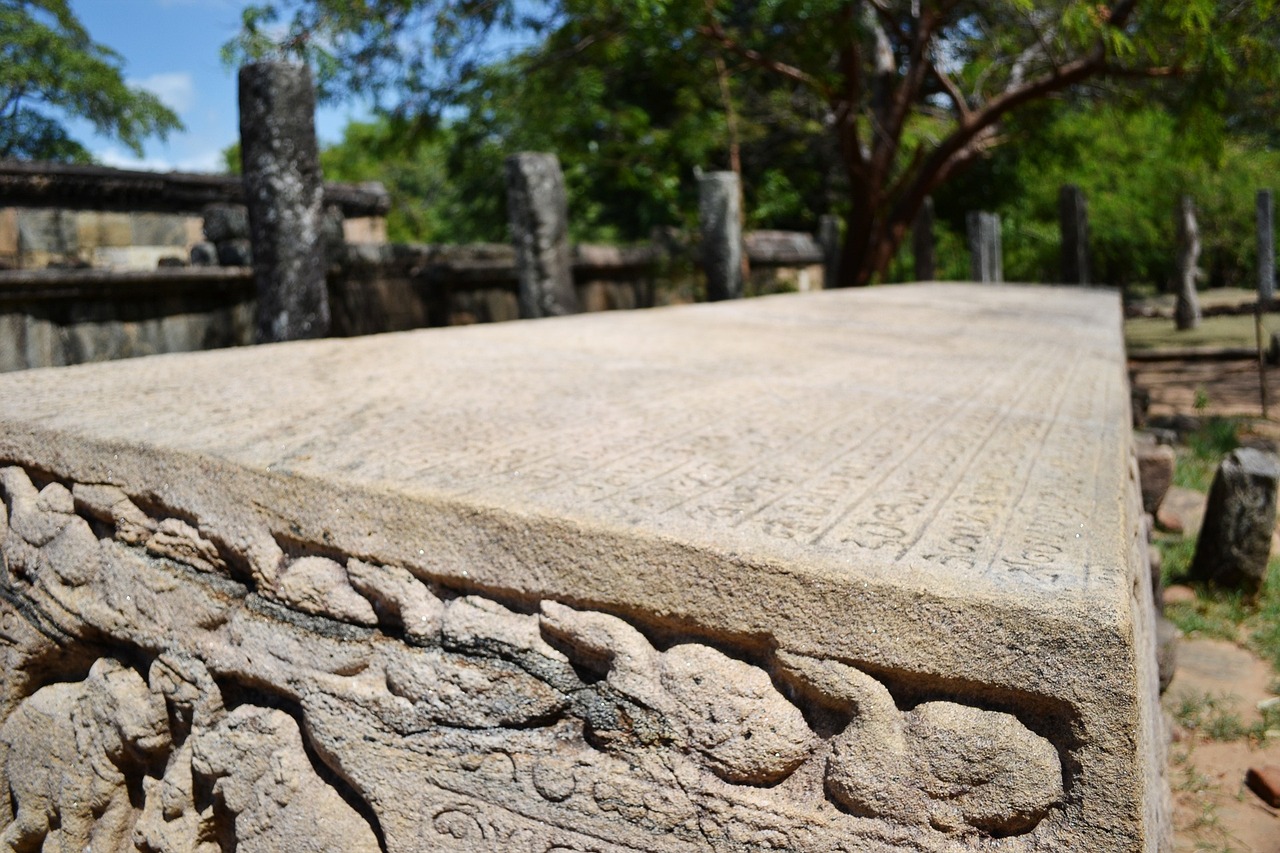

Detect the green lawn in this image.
[1125,313,1269,352]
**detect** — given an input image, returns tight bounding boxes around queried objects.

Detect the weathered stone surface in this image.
[1137,443,1176,513]
[190,240,218,266]
[1059,185,1090,285]
[698,171,743,301]
[1259,190,1275,303]
[238,61,329,342]
[966,211,1002,283]
[504,152,580,319]
[203,203,250,244]
[0,284,1166,851]
[1175,195,1202,330]
[818,214,840,286]
[914,196,937,281]
[1246,764,1280,807]
[1189,447,1280,594]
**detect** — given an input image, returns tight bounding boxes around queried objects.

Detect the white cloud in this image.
[96,146,226,174]
[132,72,197,115]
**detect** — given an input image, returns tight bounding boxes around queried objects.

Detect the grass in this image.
[1170,689,1280,742]
[1172,411,1241,494]
[1170,747,1240,853]
[1126,314,1265,352]
[1161,545,1280,672]
[1159,411,1280,672]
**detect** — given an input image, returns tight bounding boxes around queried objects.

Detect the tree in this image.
[0,0,181,162]
[228,1,1279,286]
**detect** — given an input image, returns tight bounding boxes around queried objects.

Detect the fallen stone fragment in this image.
[1246,765,1280,807]
[1190,448,1280,595]
[1136,443,1176,513]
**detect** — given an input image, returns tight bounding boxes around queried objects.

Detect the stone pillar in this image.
[913,197,936,281]
[1259,190,1275,303]
[818,214,840,289]
[1174,195,1202,331]
[698,171,743,301]
[1059,184,1090,285]
[966,211,1002,283]
[238,61,328,343]
[1190,448,1280,595]
[504,152,580,319]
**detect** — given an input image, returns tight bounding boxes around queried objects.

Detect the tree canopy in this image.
[0,0,182,162]
[229,0,1280,286]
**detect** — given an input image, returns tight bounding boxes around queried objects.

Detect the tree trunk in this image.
[1175,194,1202,331]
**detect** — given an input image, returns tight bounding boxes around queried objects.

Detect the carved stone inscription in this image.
[0,465,1068,851]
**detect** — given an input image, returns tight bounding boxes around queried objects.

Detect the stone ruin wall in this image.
[0,234,826,373]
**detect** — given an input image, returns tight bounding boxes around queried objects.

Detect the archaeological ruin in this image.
[0,283,1168,851]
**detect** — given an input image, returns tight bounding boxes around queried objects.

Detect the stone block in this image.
[0,208,17,260]
[202,203,249,243]
[76,211,133,249]
[216,238,252,267]
[189,241,218,266]
[1136,443,1176,513]
[239,62,329,342]
[505,152,580,318]
[91,246,187,270]
[1246,765,1280,807]
[1189,447,1280,594]
[16,209,76,255]
[0,284,1167,851]
[131,212,190,247]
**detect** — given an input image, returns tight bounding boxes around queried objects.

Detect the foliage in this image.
[1125,313,1266,353]
[937,103,1280,291]
[0,0,181,161]
[317,118,505,243]
[225,1,1280,283]
[1161,534,1280,675]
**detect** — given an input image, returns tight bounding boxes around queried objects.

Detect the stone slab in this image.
[0,283,1166,851]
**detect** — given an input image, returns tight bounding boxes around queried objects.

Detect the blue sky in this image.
[66,0,371,172]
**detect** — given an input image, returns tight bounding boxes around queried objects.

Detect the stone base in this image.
[0,284,1168,851]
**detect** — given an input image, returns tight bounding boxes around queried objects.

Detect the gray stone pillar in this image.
[1190,448,1280,594]
[698,171,743,301]
[504,152,580,319]
[818,214,840,289]
[238,61,328,343]
[1059,184,1090,285]
[913,197,936,281]
[966,211,1002,283]
[1259,190,1275,303]
[1174,195,1202,331]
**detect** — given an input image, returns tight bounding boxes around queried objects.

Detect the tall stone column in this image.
[698,171,743,301]
[1174,195,1202,331]
[912,197,936,281]
[238,61,329,343]
[966,211,1002,283]
[1059,184,1090,285]
[504,152,580,319]
[817,214,840,289]
[1259,190,1275,304]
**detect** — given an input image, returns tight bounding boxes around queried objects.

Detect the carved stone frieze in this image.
[0,464,1067,851]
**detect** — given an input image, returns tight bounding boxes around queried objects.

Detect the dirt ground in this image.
[1133,358,1280,439]
[1165,638,1280,852]
[1131,355,1280,849]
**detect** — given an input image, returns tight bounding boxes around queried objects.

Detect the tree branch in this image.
[928,59,970,121]
[695,20,828,98]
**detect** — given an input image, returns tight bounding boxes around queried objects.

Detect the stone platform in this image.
[0,283,1166,851]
